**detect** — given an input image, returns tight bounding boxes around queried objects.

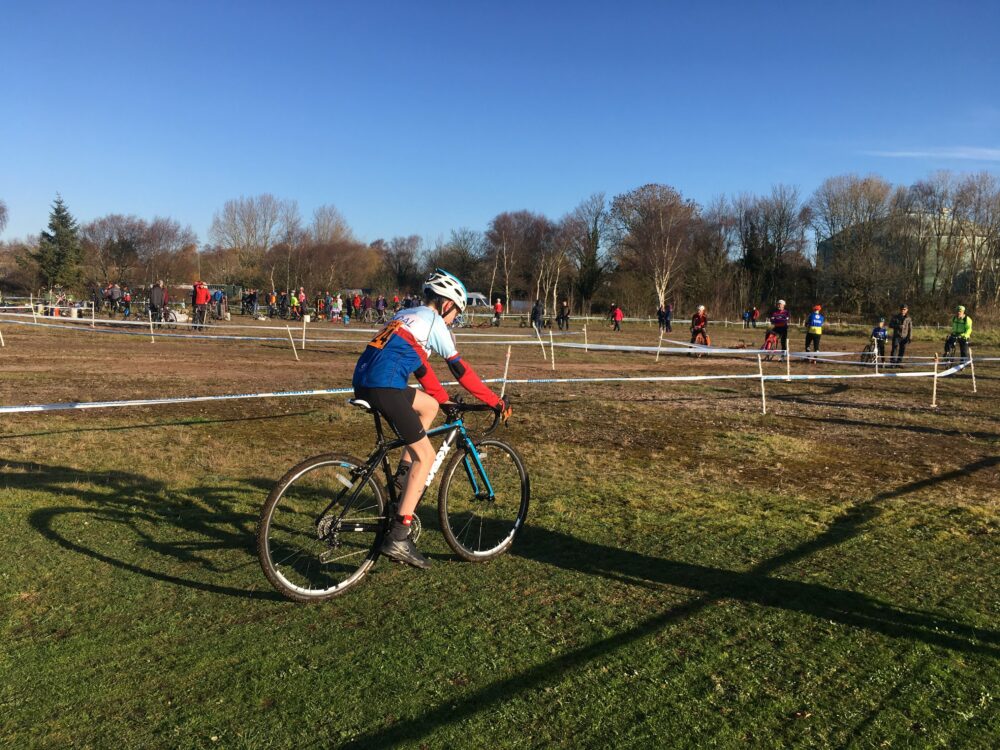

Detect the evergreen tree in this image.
[32,195,82,288]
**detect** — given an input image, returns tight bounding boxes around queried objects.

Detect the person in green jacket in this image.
[945,305,972,362]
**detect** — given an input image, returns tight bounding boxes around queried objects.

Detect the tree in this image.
[485,211,552,306]
[0,198,8,234]
[31,196,82,288]
[209,194,299,279]
[565,193,611,314]
[611,184,698,309]
[379,235,423,291]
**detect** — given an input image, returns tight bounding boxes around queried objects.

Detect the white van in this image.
[466,292,489,309]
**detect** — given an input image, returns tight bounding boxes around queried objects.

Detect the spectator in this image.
[267,290,277,318]
[742,309,751,329]
[889,304,912,366]
[612,304,624,332]
[149,280,165,322]
[530,300,544,334]
[376,294,387,318]
[557,299,570,330]
[493,297,503,327]
[751,306,760,328]
[192,281,211,330]
[121,287,132,319]
[664,303,673,332]
[352,292,362,317]
[769,299,790,353]
[946,305,973,362]
[805,305,824,353]
[690,305,708,344]
[211,287,224,318]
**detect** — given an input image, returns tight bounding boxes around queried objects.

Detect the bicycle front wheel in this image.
[438,440,529,561]
[257,453,386,602]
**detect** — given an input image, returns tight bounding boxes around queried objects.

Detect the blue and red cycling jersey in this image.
[353,306,500,407]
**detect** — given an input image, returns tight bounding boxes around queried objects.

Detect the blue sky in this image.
[2,0,998,244]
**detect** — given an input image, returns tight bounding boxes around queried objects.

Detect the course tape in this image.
[0,362,971,415]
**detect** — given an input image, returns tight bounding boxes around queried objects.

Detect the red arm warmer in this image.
[447,355,500,408]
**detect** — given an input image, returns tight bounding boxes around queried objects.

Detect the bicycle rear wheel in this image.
[438,439,529,561]
[257,453,385,602]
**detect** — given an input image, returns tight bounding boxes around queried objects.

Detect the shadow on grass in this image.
[795,414,1000,442]
[338,455,1000,749]
[5,460,283,601]
[0,411,315,440]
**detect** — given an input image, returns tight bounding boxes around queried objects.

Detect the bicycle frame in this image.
[318,409,496,533]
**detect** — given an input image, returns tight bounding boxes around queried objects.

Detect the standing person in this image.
[871,317,889,360]
[352,269,511,568]
[268,290,277,318]
[690,305,709,344]
[751,306,760,328]
[492,297,503,327]
[657,304,667,333]
[376,293,387,320]
[889,304,912,366]
[557,299,570,330]
[121,287,132,319]
[742,309,751,329]
[946,305,973,361]
[212,287,224,318]
[805,305,824,353]
[110,283,123,316]
[530,299,544,334]
[612,304,624,332]
[352,292,362,318]
[664,303,673,332]
[149,280,165,322]
[192,281,211,330]
[769,299,791,353]
[324,291,333,319]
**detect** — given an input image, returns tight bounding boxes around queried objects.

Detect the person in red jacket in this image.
[612,304,624,332]
[192,281,211,330]
[492,298,503,327]
[690,305,709,344]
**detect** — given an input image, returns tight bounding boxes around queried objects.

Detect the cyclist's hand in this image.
[496,396,513,423]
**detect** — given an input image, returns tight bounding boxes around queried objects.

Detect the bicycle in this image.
[256,399,530,602]
[761,329,781,362]
[688,328,711,357]
[860,337,879,364]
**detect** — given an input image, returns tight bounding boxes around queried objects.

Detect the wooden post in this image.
[501,345,512,399]
[931,354,939,408]
[785,343,791,381]
[91,301,96,328]
[148,309,155,343]
[534,324,547,360]
[874,348,879,375]
[301,314,307,349]
[583,324,588,353]
[655,331,663,363]
[30,293,37,323]
[286,325,300,362]
[549,328,555,371]
[757,354,767,415]
[969,345,977,393]
[0,325,5,347]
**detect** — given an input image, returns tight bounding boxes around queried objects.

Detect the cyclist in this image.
[690,305,708,345]
[870,317,889,360]
[805,304,824,352]
[352,268,512,569]
[945,304,972,361]
[769,299,790,352]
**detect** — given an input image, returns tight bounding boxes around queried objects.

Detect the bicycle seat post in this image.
[372,410,386,446]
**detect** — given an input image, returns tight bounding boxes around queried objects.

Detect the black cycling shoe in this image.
[380,536,431,569]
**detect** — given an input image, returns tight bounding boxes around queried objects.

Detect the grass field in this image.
[1,315,998,748]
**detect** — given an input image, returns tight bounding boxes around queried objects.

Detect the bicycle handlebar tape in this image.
[447,355,501,408]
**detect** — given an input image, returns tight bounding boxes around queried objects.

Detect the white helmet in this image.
[777,299,786,306]
[697,305,705,312]
[423,268,467,312]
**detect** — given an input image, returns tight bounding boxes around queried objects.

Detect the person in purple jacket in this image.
[769,299,791,353]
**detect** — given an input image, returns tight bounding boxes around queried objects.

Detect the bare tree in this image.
[611,184,698,309]
[81,214,147,284]
[380,235,422,290]
[0,199,8,234]
[209,194,298,278]
[311,204,353,245]
[485,211,551,306]
[953,172,1000,305]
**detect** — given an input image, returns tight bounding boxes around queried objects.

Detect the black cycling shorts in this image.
[354,386,425,444]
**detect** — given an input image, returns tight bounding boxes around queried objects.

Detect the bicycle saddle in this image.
[347,398,373,412]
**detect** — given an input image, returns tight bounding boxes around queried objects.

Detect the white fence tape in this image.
[0,361,972,415]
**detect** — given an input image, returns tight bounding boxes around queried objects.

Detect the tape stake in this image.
[583,324,588,353]
[931,354,939,408]
[501,345,512,399]
[0,324,5,347]
[970,346,977,393]
[148,309,155,343]
[758,353,766,415]
[91,302,96,328]
[30,293,37,324]
[785,343,791,381]
[534,324,547,360]
[286,325,299,361]
[549,328,555,371]
[655,331,663,363]
[301,315,307,349]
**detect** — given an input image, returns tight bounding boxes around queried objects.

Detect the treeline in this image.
[2,169,998,318]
